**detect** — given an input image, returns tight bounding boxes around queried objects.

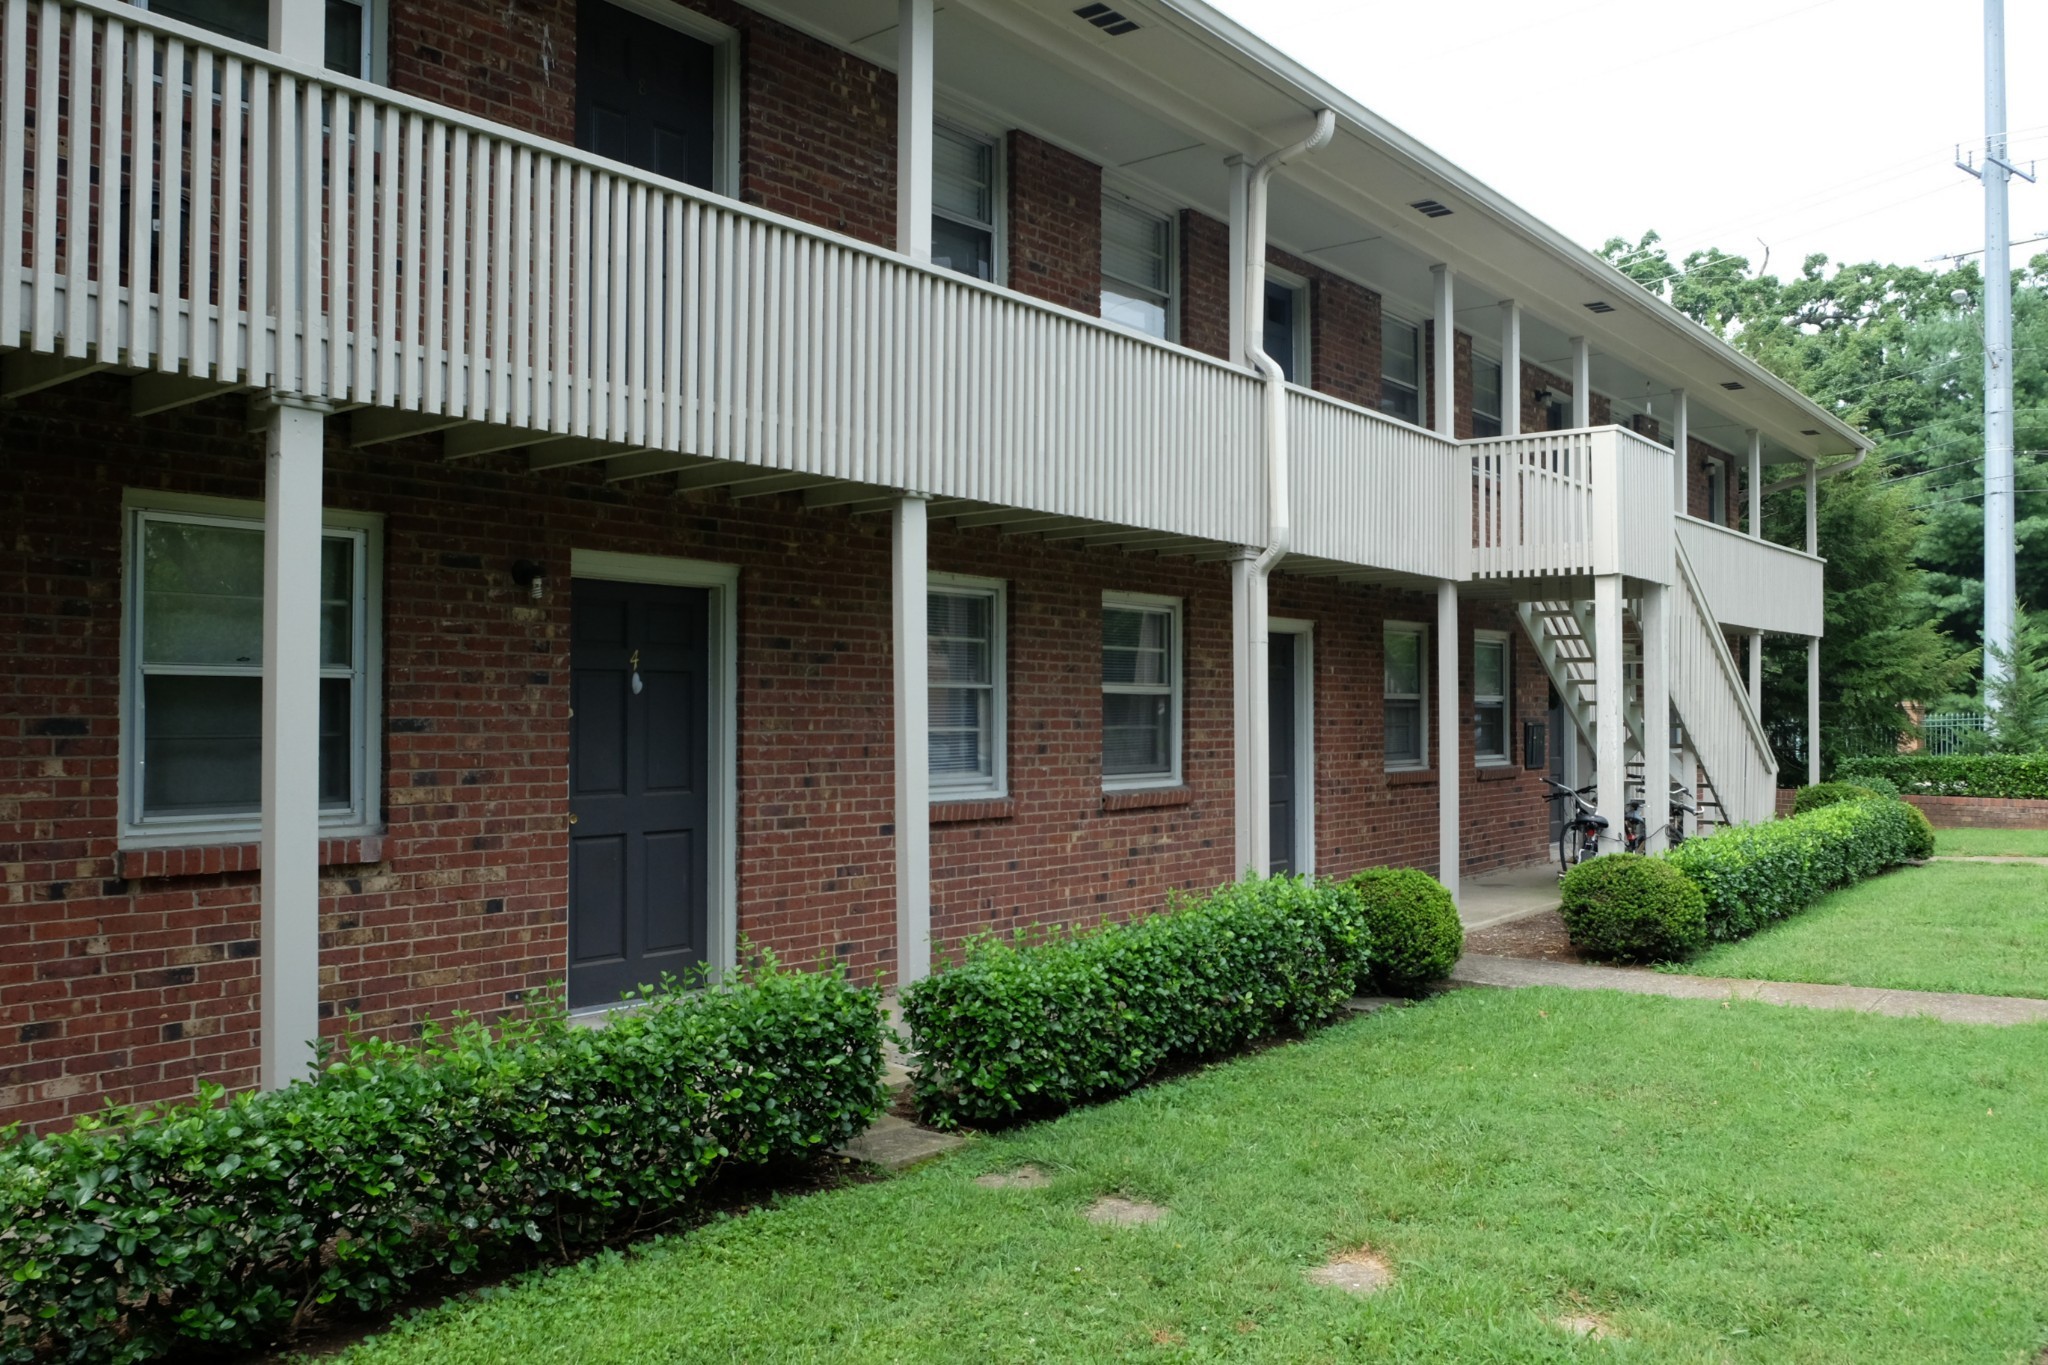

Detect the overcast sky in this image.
[1209,0,2048,278]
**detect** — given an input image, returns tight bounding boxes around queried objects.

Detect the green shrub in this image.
[1344,867,1462,996]
[1838,753,2048,799]
[1791,781,1882,815]
[1901,801,1938,860]
[1558,854,1707,962]
[1665,797,1929,942]
[1849,773,1902,800]
[0,959,886,1365]
[901,876,1369,1129]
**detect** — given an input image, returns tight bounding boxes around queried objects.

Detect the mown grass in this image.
[1935,826,2048,858]
[340,987,2048,1364]
[1688,861,2048,999]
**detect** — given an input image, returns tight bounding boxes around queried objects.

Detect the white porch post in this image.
[1807,637,1822,787]
[1672,389,1689,515]
[259,398,325,1090]
[1592,573,1625,847]
[1746,428,1763,539]
[1571,335,1591,429]
[891,496,931,985]
[1226,158,1251,366]
[1436,582,1460,898]
[1640,583,1670,851]
[1499,300,1521,436]
[895,0,933,261]
[1230,549,1269,875]
[1804,459,1819,554]
[268,0,322,63]
[1432,265,1456,437]
[1747,631,1764,712]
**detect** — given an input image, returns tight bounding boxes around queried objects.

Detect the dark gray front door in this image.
[576,1,716,188]
[1269,632,1298,875]
[1548,684,1568,845]
[568,578,710,1008]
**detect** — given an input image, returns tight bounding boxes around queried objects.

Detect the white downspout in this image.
[1232,109,1334,876]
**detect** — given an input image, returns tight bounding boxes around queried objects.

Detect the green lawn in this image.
[1935,826,2048,858]
[1687,861,2048,1000]
[341,988,2048,1364]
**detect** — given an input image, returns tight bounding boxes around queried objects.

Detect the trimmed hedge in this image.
[1345,867,1462,996]
[0,960,886,1365]
[1839,753,2048,800]
[1558,854,1707,963]
[901,875,1370,1129]
[1791,781,1882,815]
[1666,796,1932,942]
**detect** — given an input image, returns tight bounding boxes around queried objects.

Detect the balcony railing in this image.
[1465,426,1674,583]
[1674,516,1825,637]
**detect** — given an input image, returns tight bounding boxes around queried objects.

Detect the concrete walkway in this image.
[1452,953,2048,1026]
[1932,855,2048,866]
[1456,862,1561,931]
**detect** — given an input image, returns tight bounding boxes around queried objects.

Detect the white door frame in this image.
[569,549,740,980]
[1270,618,1315,877]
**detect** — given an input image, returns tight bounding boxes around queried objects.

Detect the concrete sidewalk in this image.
[1456,862,1561,931]
[1452,953,2048,1026]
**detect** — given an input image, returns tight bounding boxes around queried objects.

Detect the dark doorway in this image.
[1547,683,1569,846]
[1269,632,1298,875]
[568,578,711,1008]
[576,1,717,188]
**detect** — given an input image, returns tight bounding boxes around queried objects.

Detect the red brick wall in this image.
[1006,131,1102,314]
[1423,324,1478,438]
[1904,795,2048,829]
[1180,209,1231,360]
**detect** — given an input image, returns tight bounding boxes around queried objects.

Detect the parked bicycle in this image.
[1622,782,1700,854]
[1541,776,1608,879]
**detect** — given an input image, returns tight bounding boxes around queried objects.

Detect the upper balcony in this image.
[1,0,1841,616]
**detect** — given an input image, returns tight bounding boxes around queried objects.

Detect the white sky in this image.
[1209,0,2048,277]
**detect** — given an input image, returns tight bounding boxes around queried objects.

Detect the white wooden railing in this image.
[1465,426,1673,583]
[1289,388,1463,578]
[0,0,1263,544]
[1675,516,1824,637]
[1671,539,1778,825]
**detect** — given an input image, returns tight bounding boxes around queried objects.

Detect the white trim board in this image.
[570,549,741,979]
[1270,617,1315,878]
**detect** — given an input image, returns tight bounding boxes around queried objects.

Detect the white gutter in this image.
[1762,448,1867,496]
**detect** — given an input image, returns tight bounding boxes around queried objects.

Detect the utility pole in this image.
[1957,0,2033,696]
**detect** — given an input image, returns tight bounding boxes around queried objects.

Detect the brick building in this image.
[0,0,1866,1128]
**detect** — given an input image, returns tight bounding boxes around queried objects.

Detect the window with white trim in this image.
[1474,630,1510,764]
[1264,272,1309,383]
[932,123,998,282]
[1473,355,1504,438]
[123,496,382,841]
[928,575,1006,797]
[1380,316,1421,424]
[1101,196,1173,340]
[1384,622,1427,770]
[137,0,381,78]
[1102,594,1181,787]
[1706,458,1729,524]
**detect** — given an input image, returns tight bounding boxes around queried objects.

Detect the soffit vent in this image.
[1409,198,1453,218]
[1720,381,1745,391]
[1801,428,1820,436]
[1582,300,1615,314]
[1074,4,1140,35]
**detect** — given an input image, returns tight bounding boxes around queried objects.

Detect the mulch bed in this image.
[1463,909,1589,964]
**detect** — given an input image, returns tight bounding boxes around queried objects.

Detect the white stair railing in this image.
[1670,540,1779,825]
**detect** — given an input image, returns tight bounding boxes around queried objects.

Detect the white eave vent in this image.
[1074,4,1141,35]
[1409,199,1453,218]
[1582,300,1615,314]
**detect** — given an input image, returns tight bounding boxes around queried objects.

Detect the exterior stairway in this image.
[1517,549,1778,832]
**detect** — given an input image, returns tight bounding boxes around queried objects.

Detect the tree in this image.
[1976,609,2048,753]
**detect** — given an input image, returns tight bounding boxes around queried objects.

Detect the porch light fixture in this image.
[1073,4,1140,35]
[511,559,547,600]
[1409,199,1453,218]
[1582,300,1615,314]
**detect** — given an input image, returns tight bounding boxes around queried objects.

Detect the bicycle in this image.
[1541,776,1609,879]
[1623,782,1700,854]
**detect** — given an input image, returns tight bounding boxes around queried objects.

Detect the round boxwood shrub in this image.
[1901,801,1937,860]
[1850,773,1902,800]
[1791,781,1882,816]
[1558,854,1707,963]
[1344,867,1462,997]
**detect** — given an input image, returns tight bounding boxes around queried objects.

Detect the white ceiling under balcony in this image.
[748,0,1867,469]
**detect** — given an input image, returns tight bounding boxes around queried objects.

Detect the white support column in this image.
[1746,429,1763,539]
[1226,158,1251,366]
[891,496,931,985]
[1640,583,1670,852]
[269,0,323,63]
[1436,581,1460,900]
[1571,335,1591,429]
[1229,551,1270,875]
[1499,300,1521,436]
[1804,459,1819,555]
[1807,637,1822,787]
[259,397,325,1091]
[1431,265,1456,437]
[895,0,934,262]
[1672,389,1689,516]
[1747,630,1764,713]
[1592,573,1625,848]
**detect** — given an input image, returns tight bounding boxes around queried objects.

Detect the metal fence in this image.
[1920,711,1989,756]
